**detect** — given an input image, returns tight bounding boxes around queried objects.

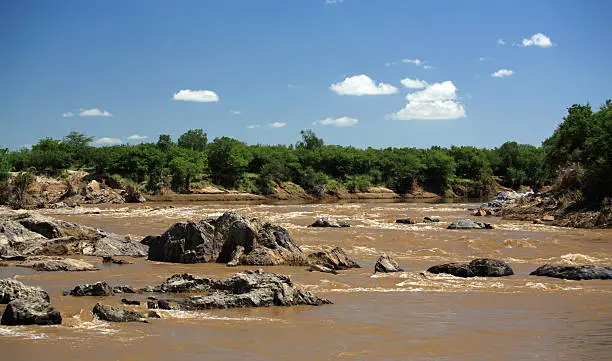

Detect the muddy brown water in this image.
[2,202,612,361]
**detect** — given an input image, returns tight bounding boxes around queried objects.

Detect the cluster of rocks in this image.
[477,190,531,215]
[310,217,350,228]
[0,279,61,325]
[146,211,363,272]
[0,213,148,266]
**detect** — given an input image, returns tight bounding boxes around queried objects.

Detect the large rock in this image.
[148,270,331,310]
[1,298,62,326]
[447,219,494,229]
[66,281,113,296]
[530,264,612,280]
[147,220,219,263]
[150,273,213,293]
[92,303,145,323]
[307,247,360,270]
[310,217,350,228]
[83,235,148,257]
[147,211,307,266]
[395,218,416,224]
[0,278,49,304]
[427,259,514,278]
[18,256,97,272]
[374,254,404,273]
[0,278,61,326]
[0,219,47,259]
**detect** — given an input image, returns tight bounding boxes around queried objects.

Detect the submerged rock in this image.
[18,256,97,272]
[447,219,494,229]
[112,285,136,294]
[145,270,331,311]
[147,310,161,318]
[307,264,338,274]
[530,264,612,280]
[66,281,113,296]
[423,216,440,223]
[374,254,404,273]
[92,303,146,323]
[152,273,214,293]
[427,259,514,278]
[395,218,416,224]
[310,217,350,228]
[121,298,141,305]
[307,247,360,270]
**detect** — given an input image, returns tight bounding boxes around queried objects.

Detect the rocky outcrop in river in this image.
[17,256,97,271]
[0,213,147,260]
[310,217,350,228]
[447,219,494,229]
[147,211,308,266]
[530,264,612,280]
[92,303,146,323]
[146,270,331,310]
[307,247,360,270]
[427,259,514,278]
[0,278,61,326]
[374,254,404,273]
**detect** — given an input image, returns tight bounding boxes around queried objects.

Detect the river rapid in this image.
[2,201,611,361]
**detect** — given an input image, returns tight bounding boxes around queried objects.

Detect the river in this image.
[2,201,611,360]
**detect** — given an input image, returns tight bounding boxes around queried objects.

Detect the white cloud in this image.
[325,0,343,4]
[492,68,514,78]
[127,134,148,140]
[314,116,359,127]
[287,84,298,89]
[400,77,427,89]
[172,89,219,102]
[521,33,553,48]
[230,110,241,115]
[80,108,112,117]
[402,58,422,66]
[246,125,260,129]
[330,74,398,96]
[94,137,121,144]
[479,57,491,61]
[391,80,466,120]
[497,38,506,45]
[423,65,434,70]
[269,122,286,128]
[62,112,74,117]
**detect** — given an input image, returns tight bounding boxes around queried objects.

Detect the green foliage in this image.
[178,129,208,152]
[296,130,324,150]
[157,134,173,152]
[236,173,260,194]
[207,137,252,188]
[345,174,371,193]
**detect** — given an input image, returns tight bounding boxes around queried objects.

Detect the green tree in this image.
[178,129,208,152]
[207,137,252,188]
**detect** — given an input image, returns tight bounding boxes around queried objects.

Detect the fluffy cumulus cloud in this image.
[402,58,422,66]
[246,125,260,129]
[492,69,514,78]
[80,108,112,117]
[400,77,427,89]
[391,81,466,120]
[62,112,74,117]
[325,0,343,4]
[330,74,398,96]
[127,134,148,140]
[172,89,219,102]
[497,38,506,45]
[314,116,359,127]
[269,121,286,128]
[521,33,553,48]
[94,137,121,145]
[230,110,241,115]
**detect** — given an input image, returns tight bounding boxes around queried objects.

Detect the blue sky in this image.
[1,0,611,150]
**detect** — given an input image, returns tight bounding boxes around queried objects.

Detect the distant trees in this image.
[3,101,609,203]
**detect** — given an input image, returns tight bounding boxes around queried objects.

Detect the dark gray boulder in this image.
[84,235,148,258]
[112,285,136,294]
[147,310,161,318]
[307,247,360,270]
[66,281,113,296]
[151,273,214,293]
[92,303,145,322]
[423,216,440,223]
[311,217,350,228]
[395,218,416,224]
[1,298,62,326]
[147,220,219,263]
[121,298,141,305]
[530,264,612,280]
[427,259,514,277]
[374,254,404,273]
[447,219,494,229]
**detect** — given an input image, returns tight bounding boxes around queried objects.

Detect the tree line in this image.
[1,101,610,205]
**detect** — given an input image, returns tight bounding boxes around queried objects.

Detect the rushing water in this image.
[2,202,612,361]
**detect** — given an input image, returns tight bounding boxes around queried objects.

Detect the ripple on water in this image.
[0,326,49,340]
